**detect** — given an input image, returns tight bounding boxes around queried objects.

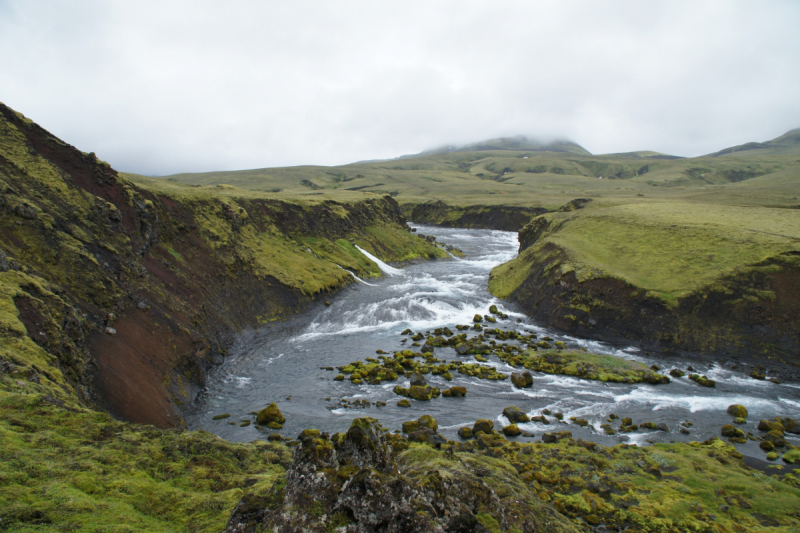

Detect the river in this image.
[186,225,799,458]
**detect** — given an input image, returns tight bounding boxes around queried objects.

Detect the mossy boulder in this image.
[502,406,530,423]
[397,399,411,407]
[727,404,748,418]
[409,385,438,401]
[473,314,483,322]
[721,425,745,439]
[758,419,785,433]
[689,374,716,387]
[783,449,800,464]
[446,386,467,397]
[510,370,533,389]
[542,431,572,443]
[473,419,494,434]
[409,371,427,387]
[457,426,473,439]
[502,424,522,437]
[733,417,747,425]
[256,403,286,426]
[783,417,800,434]
[417,414,438,432]
[765,430,786,447]
[669,368,685,377]
[760,440,775,451]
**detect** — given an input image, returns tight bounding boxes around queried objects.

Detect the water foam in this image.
[355,245,404,276]
[613,387,782,413]
[337,265,377,286]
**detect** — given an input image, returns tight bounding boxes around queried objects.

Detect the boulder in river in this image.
[472,419,494,434]
[721,425,744,439]
[502,424,522,437]
[256,403,285,426]
[503,406,530,423]
[758,419,785,433]
[409,371,427,387]
[473,314,483,323]
[783,418,800,434]
[510,371,533,389]
[727,404,748,418]
[446,386,467,397]
[409,385,439,401]
[689,374,716,387]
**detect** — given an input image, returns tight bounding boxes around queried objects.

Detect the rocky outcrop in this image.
[407,200,548,231]
[225,417,577,533]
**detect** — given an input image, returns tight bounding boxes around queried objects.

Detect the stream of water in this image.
[186,225,799,458]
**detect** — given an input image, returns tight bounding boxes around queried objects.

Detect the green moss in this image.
[491,201,800,304]
[512,349,668,384]
[0,391,288,532]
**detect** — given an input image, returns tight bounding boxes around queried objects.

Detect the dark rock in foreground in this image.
[225,417,576,533]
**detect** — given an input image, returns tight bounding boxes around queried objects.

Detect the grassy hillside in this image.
[491,200,800,303]
[128,128,800,356]
[139,129,800,211]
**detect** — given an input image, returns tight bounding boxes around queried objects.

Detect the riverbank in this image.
[489,198,800,362]
[0,102,444,430]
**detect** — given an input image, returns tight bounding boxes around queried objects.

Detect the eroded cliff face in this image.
[0,103,442,428]
[407,200,548,231]
[491,211,800,361]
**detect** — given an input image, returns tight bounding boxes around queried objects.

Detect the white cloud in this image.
[1,0,799,175]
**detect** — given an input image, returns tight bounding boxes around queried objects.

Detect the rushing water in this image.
[186,225,799,458]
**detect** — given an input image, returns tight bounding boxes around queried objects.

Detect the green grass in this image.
[125,128,800,212]
[491,200,800,303]
[0,390,289,532]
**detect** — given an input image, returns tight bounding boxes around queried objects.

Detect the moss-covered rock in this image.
[236,417,578,532]
[510,370,533,388]
[256,403,285,426]
[502,406,530,423]
[502,424,522,437]
[514,349,670,384]
[689,374,716,387]
[473,419,494,434]
[727,404,748,418]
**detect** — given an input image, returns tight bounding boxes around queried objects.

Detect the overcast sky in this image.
[1,1,799,175]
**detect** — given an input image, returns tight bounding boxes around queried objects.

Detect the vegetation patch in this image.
[512,349,670,384]
[0,391,289,532]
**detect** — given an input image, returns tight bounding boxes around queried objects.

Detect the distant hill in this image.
[707,128,800,157]
[399,136,591,159]
[128,127,800,211]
